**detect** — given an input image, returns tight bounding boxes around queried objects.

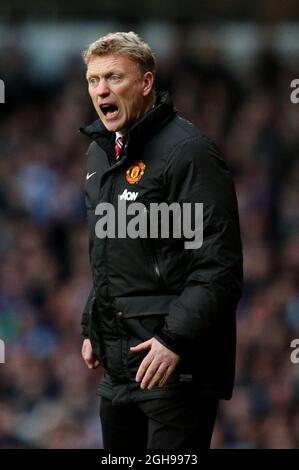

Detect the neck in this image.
[144,93,156,113]
[135,93,156,123]
[119,94,156,136]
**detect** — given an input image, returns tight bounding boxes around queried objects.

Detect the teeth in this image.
[106,109,118,118]
[100,104,118,117]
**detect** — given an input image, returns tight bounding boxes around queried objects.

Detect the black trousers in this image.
[99,395,219,450]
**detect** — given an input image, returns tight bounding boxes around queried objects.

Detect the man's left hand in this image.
[130,337,180,390]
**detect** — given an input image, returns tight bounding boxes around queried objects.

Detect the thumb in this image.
[91,359,100,369]
[130,339,152,352]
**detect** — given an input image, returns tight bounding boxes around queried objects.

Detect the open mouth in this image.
[100,103,119,119]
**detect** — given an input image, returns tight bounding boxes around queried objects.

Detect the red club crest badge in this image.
[126,161,146,184]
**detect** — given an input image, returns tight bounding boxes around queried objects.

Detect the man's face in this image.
[86,54,154,134]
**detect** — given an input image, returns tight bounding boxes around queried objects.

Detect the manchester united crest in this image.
[126,161,146,184]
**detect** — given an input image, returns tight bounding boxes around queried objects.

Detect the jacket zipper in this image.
[150,239,162,282]
[143,205,163,284]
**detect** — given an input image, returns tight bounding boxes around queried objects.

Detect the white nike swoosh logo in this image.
[86,171,96,180]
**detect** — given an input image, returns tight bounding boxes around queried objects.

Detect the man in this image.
[80,31,243,449]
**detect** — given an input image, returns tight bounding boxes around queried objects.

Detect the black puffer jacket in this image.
[80,92,243,403]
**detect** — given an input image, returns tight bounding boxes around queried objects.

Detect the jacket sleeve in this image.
[81,143,97,339]
[81,287,95,338]
[154,136,243,355]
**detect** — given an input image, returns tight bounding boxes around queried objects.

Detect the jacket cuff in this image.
[81,320,90,338]
[154,327,186,356]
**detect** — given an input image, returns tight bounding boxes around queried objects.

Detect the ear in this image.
[142,71,154,96]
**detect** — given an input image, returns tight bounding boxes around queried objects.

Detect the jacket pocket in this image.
[115,295,177,335]
[141,202,165,287]
[116,295,177,340]
[122,311,168,380]
[121,311,167,342]
[115,295,178,379]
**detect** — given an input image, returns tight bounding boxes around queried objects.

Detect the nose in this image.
[96,79,110,97]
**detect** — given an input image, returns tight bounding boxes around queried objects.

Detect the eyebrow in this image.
[86,72,96,80]
[86,70,123,80]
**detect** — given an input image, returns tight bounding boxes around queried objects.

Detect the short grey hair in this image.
[82,31,156,77]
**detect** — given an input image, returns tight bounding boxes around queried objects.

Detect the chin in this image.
[102,123,117,132]
[104,120,123,133]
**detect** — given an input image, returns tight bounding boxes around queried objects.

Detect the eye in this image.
[110,75,120,81]
[88,77,98,87]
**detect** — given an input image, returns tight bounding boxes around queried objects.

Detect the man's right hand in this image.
[81,338,100,369]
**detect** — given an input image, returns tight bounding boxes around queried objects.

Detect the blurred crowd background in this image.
[1,10,299,449]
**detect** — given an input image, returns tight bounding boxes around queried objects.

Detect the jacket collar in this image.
[79,91,176,154]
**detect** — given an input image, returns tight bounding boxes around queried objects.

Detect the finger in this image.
[159,365,175,387]
[86,359,95,369]
[147,363,167,390]
[130,339,152,352]
[85,356,99,369]
[83,353,92,365]
[140,360,161,390]
[135,352,154,383]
